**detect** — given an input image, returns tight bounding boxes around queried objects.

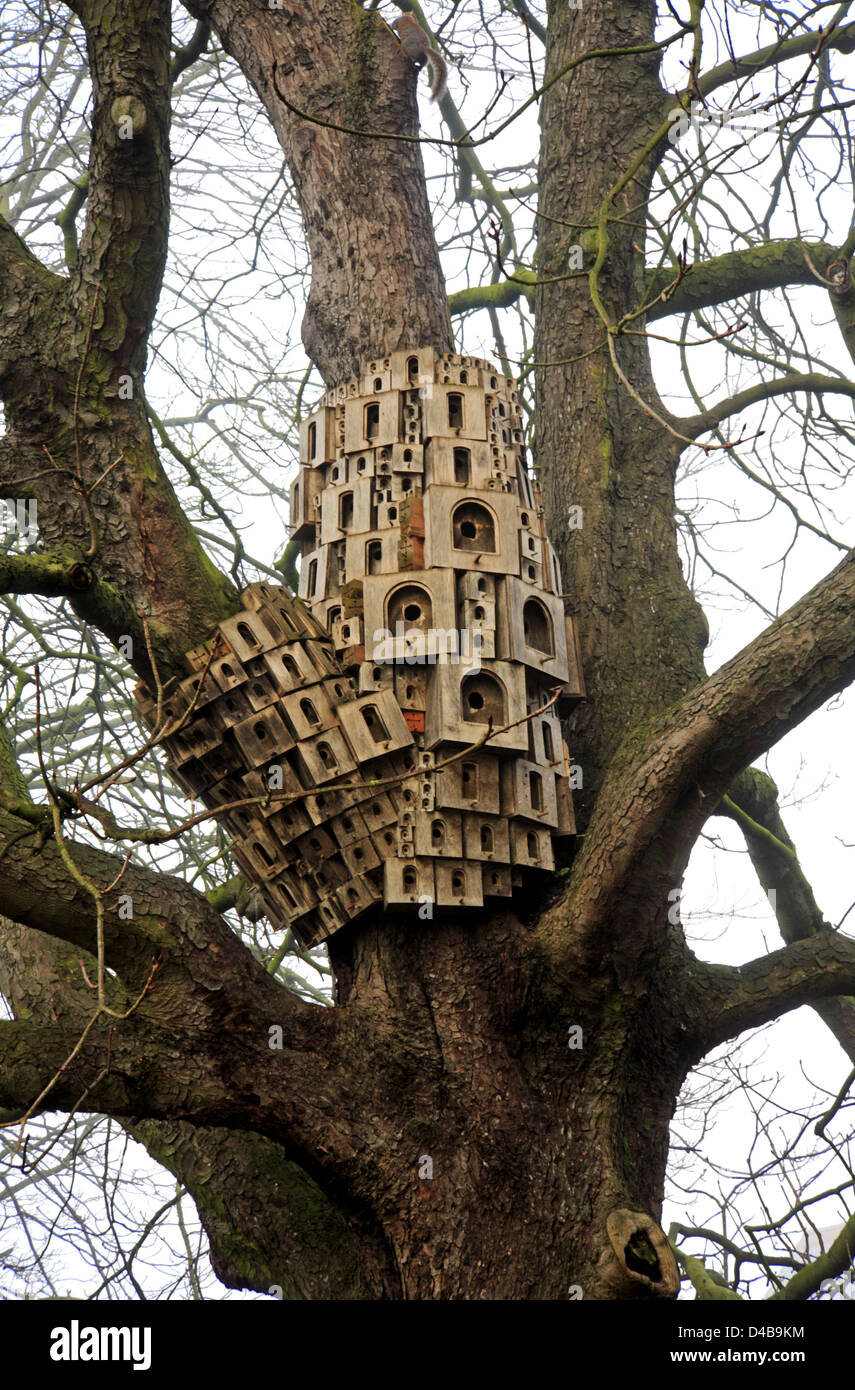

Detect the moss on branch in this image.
[646,240,842,322]
[449,269,537,316]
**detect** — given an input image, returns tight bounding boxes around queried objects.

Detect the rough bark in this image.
[0,922,373,1300]
[183,0,452,384]
[0,0,236,683]
[533,0,710,817]
[1,0,854,1301]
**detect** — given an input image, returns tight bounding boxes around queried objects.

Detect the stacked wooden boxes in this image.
[292,348,584,927]
[141,350,583,948]
[136,581,419,949]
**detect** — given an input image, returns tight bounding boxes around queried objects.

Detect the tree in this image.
[1,0,855,1300]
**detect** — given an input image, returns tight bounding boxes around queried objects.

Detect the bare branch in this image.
[688,932,855,1052]
[645,239,843,323]
[720,768,855,1065]
[0,919,377,1298]
[769,1208,855,1301]
[696,19,855,102]
[678,372,855,439]
[536,548,855,981]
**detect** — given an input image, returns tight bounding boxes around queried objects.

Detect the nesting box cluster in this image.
[141,349,583,949]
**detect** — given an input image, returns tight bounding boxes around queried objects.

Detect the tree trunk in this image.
[326,913,684,1298]
[2,0,855,1301]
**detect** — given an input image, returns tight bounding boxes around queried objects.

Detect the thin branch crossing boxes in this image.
[138,350,583,949]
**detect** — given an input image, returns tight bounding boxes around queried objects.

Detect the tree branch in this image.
[0,852,350,1159]
[719,768,855,1064]
[687,932,855,1055]
[71,0,172,371]
[681,1253,743,1300]
[55,177,89,271]
[0,799,280,996]
[128,1120,375,1298]
[507,0,545,46]
[645,239,842,322]
[0,215,65,304]
[171,19,211,80]
[182,0,452,383]
[768,1208,855,1301]
[0,547,101,598]
[0,919,382,1298]
[448,271,536,317]
[535,547,855,984]
[0,215,67,373]
[696,19,855,101]
[0,25,237,686]
[677,372,855,439]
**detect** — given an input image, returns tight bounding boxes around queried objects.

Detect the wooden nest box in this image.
[139,349,584,948]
